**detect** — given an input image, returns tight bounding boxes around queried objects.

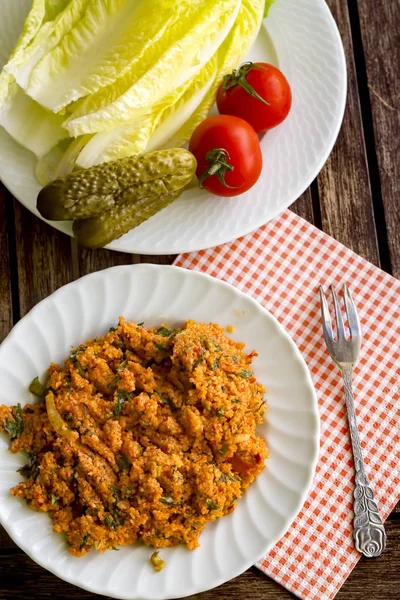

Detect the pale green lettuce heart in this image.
[264,0,276,18]
[0,0,274,179]
[0,0,88,156]
[75,53,218,168]
[64,0,241,136]
[164,0,266,149]
[8,0,90,92]
[0,0,47,106]
[0,82,67,157]
[63,0,192,124]
[73,0,265,169]
[35,137,73,185]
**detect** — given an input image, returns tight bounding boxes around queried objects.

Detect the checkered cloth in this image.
[174,209,400,600]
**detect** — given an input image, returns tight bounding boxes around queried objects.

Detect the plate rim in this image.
[0,264,320,599]
[0,0,347,255]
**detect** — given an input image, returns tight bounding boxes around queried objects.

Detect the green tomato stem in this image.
[198,148,238,189]
[222,62,270,106]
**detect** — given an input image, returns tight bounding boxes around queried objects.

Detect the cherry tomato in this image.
[189,115,262,197]
[216,62,292,132]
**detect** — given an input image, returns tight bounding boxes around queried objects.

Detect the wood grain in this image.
[0,186,13,341]
[0,521,399,600]
[13,202,74,316]
[357,0,400,277]
[139,254,177,265]
[76,244,141,278]
[319,0,380,266]
[290,187,316,226]
[0,526,13,550]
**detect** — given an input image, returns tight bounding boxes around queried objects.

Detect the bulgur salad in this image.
[0,319,267,558]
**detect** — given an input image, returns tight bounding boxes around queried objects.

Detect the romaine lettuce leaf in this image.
[43,0,73,22]
[263,0,276,18]
[73,0,264,168]
[146,69,216,152]
[0,0,48,105]
[7,0,90,91]
[164,0,265,149]
[27,0,236,115]
[0,82,67,157]
[0,0,87,154]
[75,54,218,167]
[36,133,93,184]
[0,72,12,107]
[1,0,272,180]
[65,0,241,136]
[26,0,161,111]
[52,134,92,177]
[7,0,48,63]
[63,0,193,124]
[35,136,73,185]
[75,116,153,169]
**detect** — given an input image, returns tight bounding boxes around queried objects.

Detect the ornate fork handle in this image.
[342,366,386,557]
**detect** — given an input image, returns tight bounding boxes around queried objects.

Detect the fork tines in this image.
[319,285,362,364]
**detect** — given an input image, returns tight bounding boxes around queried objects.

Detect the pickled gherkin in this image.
[37,148,196,221]
[74,189,181,249]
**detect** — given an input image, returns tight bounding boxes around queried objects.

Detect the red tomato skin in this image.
[189,115,262,197]
[216,63,292,132]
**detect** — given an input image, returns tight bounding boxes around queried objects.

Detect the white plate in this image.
[0,265,319,599]
[0,0,346,255]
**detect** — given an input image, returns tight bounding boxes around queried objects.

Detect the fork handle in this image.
[342,366,386,557]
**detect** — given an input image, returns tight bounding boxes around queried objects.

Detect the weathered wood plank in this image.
[357,0,400,277]
[319,1,380,266]
[139,254,176,265]
[76,243,141,278]
[336,520,400,599]
[0,526,14,549]
[0,186,13,341]
[76,247,176,277]
[290,187,316,226]
[13,203,74,316]
[0,521,399,599]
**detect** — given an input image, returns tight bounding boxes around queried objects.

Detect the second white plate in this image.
[0,265,319,599]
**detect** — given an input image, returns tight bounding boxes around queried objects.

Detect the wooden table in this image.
[0,1,399,598]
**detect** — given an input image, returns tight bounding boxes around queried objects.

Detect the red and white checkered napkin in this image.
[174,209,400,600]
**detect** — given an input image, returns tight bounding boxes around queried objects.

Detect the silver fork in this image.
[320,285,386,558]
